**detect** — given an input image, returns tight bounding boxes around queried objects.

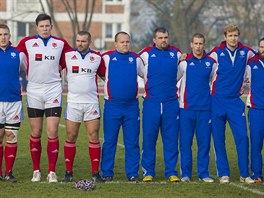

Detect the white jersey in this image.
[63,49,105,103]
[16,35,71,84]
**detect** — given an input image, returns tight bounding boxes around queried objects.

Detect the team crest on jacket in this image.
[205,62,211,68]
[90,56,95,61]
[129,57,134,63]
[169,52,175,58]
[10,52,16,58]
[52,43,57,48]
[239,50,245,56]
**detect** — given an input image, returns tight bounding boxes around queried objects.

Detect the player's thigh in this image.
[29,117,44,136]
[85,118,100,142]
[83,103,101,140]
[66,119,81,141]
[46,116,60,138]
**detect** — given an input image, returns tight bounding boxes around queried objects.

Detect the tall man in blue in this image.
[209,23,255,184]
[245,37,264,183]
[101,32,144,182]
[177,33,216,183]
[0,24,26,182]
[139,27,182,182]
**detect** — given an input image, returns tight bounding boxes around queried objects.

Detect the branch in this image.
[83,0,89,30]
[45,0,63,37]
[85,0,96,31]
[73,0,80,32]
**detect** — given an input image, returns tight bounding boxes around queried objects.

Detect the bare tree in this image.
[145,0,209,52]
[39,0,96,46]
[133,0,264,52]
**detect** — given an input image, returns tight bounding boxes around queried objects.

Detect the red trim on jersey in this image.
[183,86,188,108]
[96,58,106,76]
[139,46,154,55]
[211,75,218,95]
[169,45,182,53]
[102,50,116,56]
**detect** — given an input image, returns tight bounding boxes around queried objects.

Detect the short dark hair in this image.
[35,13,52,26]
[259,37,264,46]
[114,31,130,42]
[77,30,91,41]
[153,27,169,38]
[0,24,10,32]
[192,33,205,43]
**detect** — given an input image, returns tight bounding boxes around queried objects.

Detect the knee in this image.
[5,125,19,144]
[66,133,78,142]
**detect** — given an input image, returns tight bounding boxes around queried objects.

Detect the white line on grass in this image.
[58,124,264,196]
[230,182,264,196]
[59,123,125,148]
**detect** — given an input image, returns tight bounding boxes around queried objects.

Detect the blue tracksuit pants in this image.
[101,99,140,179]
[248,108,264,180]
[141,99,180,179]
[180,109,212,179]
[212,96,249,178]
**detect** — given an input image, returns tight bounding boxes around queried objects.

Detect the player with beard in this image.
[245,37,264,183]
[61,31,105,182]
[139,27,182,182]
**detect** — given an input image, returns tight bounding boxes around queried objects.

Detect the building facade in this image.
[0,0,130,50]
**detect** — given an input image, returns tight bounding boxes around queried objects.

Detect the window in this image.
[17,22,26,37]
[105,23,124,40]
[105,23,113,38]
[105,0,123,3]
[116,23,122,33]
[17,22,35,37]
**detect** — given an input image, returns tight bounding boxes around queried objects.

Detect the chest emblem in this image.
[52,43,57,48]
[90,56,95,61]
[10,52,16,58]
[129,57,134,63]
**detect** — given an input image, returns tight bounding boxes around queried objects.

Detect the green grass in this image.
[1,96,264,198]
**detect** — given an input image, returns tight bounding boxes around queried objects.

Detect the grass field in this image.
[1,95,264,198]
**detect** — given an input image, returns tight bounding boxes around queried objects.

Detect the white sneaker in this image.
[200,177,214,183]
[181,176,191,182]
[219,176,230,184]
[240,176,254,184]
[31,170,41,182]
[47,171,58,183]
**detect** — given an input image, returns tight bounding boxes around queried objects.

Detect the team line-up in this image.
[0,13,264,185]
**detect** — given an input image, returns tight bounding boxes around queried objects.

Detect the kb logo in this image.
[45,56,55,60]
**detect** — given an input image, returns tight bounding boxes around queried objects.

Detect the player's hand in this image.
[179,53,187,61]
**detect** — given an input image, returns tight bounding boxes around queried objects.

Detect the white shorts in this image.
[0,101,24,124]
[64,102,101,123]
[27,82,62,110]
